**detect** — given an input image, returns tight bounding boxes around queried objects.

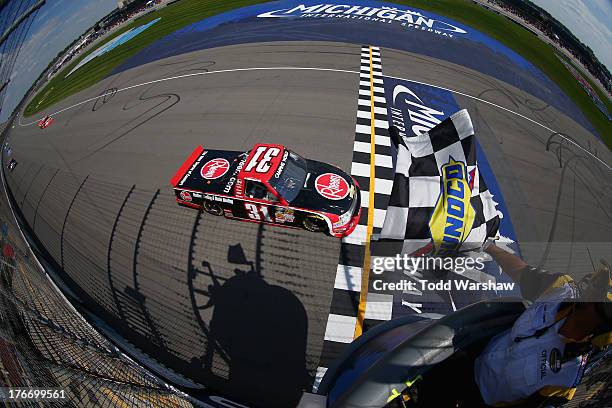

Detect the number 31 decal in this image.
[244,203,272,222]
[244,146,281,173]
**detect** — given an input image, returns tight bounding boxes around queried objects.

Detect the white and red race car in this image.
[37,115,55,129]
[171,143,361,237]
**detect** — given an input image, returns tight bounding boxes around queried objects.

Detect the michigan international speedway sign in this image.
[257,3,468,38]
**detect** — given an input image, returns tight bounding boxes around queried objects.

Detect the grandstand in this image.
[474,0,611,96]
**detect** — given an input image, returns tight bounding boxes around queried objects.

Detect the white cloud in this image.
[531,0,612,70]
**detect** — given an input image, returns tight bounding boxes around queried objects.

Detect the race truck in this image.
[170,143,361,238]
[37,115,54,129]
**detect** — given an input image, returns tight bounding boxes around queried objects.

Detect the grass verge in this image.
[24,0,611,147]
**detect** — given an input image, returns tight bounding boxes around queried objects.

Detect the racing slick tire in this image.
[303,216,327,234]
[203,201,223,216]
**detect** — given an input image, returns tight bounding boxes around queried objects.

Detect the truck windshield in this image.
[269,151,307,203]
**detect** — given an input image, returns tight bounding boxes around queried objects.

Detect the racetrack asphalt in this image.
[4,41,611,407]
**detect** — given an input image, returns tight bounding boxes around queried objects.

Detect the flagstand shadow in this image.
[193,243,309,407]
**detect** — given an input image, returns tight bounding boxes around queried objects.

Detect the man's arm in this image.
[484,244,528,283]
[485,244,574,301]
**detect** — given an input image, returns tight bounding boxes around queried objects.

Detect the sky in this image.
[1,0,610,122]
[0,0,116,122]
[531,0,611,70]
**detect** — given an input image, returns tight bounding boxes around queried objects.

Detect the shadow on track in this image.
[188,233,309,407]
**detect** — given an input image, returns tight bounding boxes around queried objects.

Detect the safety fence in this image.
[0,121,196,406]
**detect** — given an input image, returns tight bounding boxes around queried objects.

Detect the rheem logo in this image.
[315,173,349,200]
[179,191,192,202]
[201,158,230,179]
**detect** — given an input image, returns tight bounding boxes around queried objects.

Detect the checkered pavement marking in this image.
[314,46,395,391]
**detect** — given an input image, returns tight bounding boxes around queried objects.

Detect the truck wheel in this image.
[203,201,223,216]
[303,217,326,233]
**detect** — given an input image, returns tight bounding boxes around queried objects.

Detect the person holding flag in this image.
[381,111,611,407]
[472,243,611,407]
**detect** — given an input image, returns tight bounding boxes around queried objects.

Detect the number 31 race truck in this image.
[170,143,361,238]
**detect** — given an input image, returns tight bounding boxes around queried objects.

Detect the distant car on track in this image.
[37,116,54,129]
[7,158,17,172]
[171,143,361,237]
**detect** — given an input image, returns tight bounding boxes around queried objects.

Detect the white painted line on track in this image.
[364,293,394,320]
[373,178,394,194]
[375,153,393,168]
[19,66,609,170]
[323,314,357,343]
[353,141,371,153]
[312,367,328,392]
[19,67,358,127]
[334,265,362,292]
[360,190,370,207]
[350,162,370,177]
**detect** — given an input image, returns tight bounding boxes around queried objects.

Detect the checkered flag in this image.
[380,109,501,255]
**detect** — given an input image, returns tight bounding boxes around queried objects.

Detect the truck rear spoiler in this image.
[170,146,204,187]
